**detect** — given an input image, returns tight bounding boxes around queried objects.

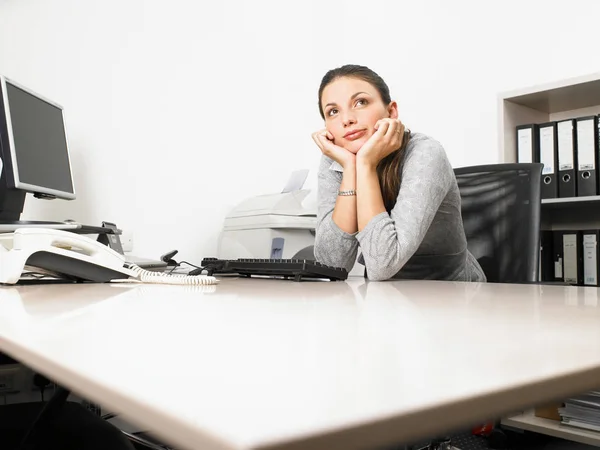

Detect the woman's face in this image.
[321,76,397,154]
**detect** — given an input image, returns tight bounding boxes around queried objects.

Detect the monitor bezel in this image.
[0,75,76,200]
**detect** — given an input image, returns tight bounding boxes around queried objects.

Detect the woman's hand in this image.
[356,119,405,168]
[312,129,356,169]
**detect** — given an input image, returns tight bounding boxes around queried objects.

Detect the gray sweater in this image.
[314,132,486,282]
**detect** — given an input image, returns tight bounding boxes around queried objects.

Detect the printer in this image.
[217,188,317,260]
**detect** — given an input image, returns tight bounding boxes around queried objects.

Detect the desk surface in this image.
[1,278,600,450]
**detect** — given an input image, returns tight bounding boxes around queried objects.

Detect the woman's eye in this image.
[328,108,338,117]
[355,99,368,107]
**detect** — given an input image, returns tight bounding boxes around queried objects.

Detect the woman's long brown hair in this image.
[376,130,410,212]
[318,64,409,212]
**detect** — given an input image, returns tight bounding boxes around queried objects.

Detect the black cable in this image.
[179,261,203,270]
[188,266,206,276]
[158,247,205,275]
[167,261,204,275]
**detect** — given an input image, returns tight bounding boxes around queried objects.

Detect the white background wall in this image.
[0,0,599,261]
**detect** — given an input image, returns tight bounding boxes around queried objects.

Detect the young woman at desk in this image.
[312,64,486,282]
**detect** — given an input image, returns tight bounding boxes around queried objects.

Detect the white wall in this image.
[0,0,599,261]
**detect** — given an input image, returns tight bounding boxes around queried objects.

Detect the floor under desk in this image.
[451,433,491,450]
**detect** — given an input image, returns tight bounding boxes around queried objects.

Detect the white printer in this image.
[217,188,317,260]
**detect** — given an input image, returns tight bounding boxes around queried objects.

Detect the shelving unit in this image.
[502,410,600,447]
[499,73,600,229]
[499,74,600,445]
[499,72,600,163]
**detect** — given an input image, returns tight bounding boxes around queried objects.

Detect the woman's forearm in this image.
[332,162,358,234]
[356,160,386,231]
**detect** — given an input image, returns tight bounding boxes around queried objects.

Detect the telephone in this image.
[0,228,217,286]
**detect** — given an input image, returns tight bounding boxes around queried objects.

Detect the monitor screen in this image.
[2,78,75,199]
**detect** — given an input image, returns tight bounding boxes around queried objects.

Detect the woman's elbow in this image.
[365,265,398,281]
[362,243,414,280]
[314,240,336,266]
[314,242,356,272]
[364,254,407,280]
[315,249,353,272]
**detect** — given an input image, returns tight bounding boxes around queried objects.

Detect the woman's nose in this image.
[342,115,357,127]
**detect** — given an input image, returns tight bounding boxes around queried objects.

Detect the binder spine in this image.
[553,231,564,282]
[562,231,583,285]
[558,119,577,198]
[576,116,598,197]
[516,124,539,163]
[582,230,600,286]
[539,122,558,199]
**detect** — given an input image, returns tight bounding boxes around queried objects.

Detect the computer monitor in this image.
[0,75,75,222]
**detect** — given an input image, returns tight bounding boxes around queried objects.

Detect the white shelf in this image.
[542,196,600,207]
[501,73,600,114]
[502,411,600,447]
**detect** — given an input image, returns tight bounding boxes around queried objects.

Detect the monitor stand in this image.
[0,188,79,232]
[0,185,27,222]
[0,187,115,235]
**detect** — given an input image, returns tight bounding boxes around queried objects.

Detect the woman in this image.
[311,64,486,282]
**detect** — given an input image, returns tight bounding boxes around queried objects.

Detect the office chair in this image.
[454,162,543,284]
[417,163,544,450]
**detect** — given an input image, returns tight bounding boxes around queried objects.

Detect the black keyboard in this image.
[200,258,348,282]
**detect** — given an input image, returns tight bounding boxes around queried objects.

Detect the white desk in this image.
[0,278,600,450]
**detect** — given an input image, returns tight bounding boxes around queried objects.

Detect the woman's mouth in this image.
[344,129,367,141]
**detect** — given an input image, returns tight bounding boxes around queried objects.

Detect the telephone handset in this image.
[0,228,217,286]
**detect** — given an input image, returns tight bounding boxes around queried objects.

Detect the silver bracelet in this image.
[338,189,356,196]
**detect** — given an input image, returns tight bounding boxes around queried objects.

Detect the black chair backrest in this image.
[454,163,543,283]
